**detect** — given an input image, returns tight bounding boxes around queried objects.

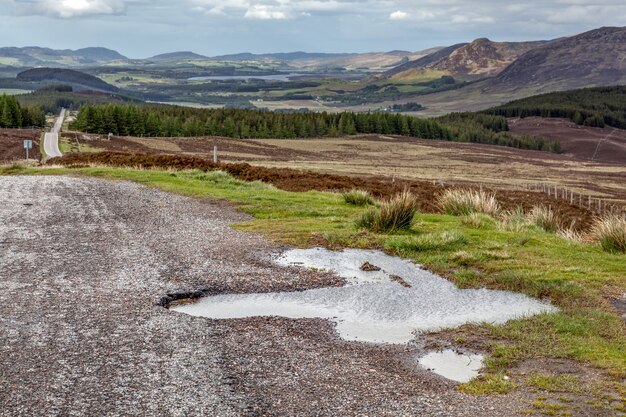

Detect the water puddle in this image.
[418,350,484,383]
[172,248,556,344]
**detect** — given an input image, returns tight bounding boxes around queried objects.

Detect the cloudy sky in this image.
[1,0,625,57]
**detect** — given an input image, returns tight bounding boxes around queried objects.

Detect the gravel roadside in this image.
[1,176,529,416]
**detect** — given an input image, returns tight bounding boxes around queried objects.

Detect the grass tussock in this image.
[438,188,500,216]
[557,227,586,243]
[591,214,626,254]
[342,189,374,206]
[459,373,517,395]
[386,231,468,252]
[461,212,496,229]
[497,207,532,232]
[527,205,559,232]
[526,373,582,393]
[356,190,418,232]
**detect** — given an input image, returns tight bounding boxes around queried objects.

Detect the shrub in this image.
[591,214,626,253]
[355,190,418,232]
[527,206,559,233]
[438,188,500,216]
[342,189,374,206]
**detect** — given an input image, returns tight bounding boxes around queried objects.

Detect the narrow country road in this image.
[0,176,526,417]
[42,108,65,160]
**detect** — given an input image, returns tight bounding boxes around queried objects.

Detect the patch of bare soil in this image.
[50,151,598,231]
[0,128,42,162]
[508,117,626,164]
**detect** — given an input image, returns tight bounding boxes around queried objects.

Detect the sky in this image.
[1,0,626,57]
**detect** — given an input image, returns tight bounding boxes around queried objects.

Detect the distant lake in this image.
[188,73,302,82]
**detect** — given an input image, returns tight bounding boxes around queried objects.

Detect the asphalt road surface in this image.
[42,108,65,160]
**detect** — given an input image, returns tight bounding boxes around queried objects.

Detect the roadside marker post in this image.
[24,139,33,161]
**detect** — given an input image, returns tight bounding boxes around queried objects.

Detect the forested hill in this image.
[485,86,626,129]
[70,104,560,152]
[16,68,119,93]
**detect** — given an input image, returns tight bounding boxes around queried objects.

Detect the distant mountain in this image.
[212,51,352,61]
[386,39,546,80]
[211,50,442,71]
[489,27,626,92]
[74,47,126,62]
[0,47,127,67]
[384,43,468,77]
[428,39,547,76]
[148,51,209,61]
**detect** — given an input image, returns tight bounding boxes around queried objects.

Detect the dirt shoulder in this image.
[1,175,532,417]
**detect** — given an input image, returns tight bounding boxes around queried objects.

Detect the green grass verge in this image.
[2,165,625,398]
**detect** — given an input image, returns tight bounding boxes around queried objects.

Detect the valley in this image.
[1,19,625,417]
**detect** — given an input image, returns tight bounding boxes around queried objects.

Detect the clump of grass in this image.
[591,214,626,253]
[438,188,500,216]
[387,231,468,252]
[557,227,585,243]
[498,207,532,232]
[528,205,559,233]
[460,373,517,395]
[526,373,582,393]
[462,212,496,229]
[342,189,374,206]
[355,190,418,232]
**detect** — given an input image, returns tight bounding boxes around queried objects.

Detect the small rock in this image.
[360,262,381,272]
[389,275,412,288]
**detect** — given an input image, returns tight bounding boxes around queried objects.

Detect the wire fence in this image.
[522,183,626,217]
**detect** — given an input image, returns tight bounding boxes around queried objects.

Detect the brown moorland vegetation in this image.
[0,129,42,162]
[49,151,601,231]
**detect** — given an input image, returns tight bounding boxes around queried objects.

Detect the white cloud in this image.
[37,0,127,18]
[244,5,287,19]
[389,10,408,20]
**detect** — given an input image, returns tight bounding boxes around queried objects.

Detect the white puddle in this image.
[172,248,556,344]
[418,350,484,383]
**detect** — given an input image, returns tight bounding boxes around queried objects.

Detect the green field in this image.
[0,88,32,95]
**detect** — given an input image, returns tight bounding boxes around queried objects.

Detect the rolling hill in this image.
[0,68,120,93]
[0,47,127,67]
[212,50,442,71]
[147,51,209,61]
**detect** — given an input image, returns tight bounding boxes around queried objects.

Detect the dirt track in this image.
[1,175,536,417]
